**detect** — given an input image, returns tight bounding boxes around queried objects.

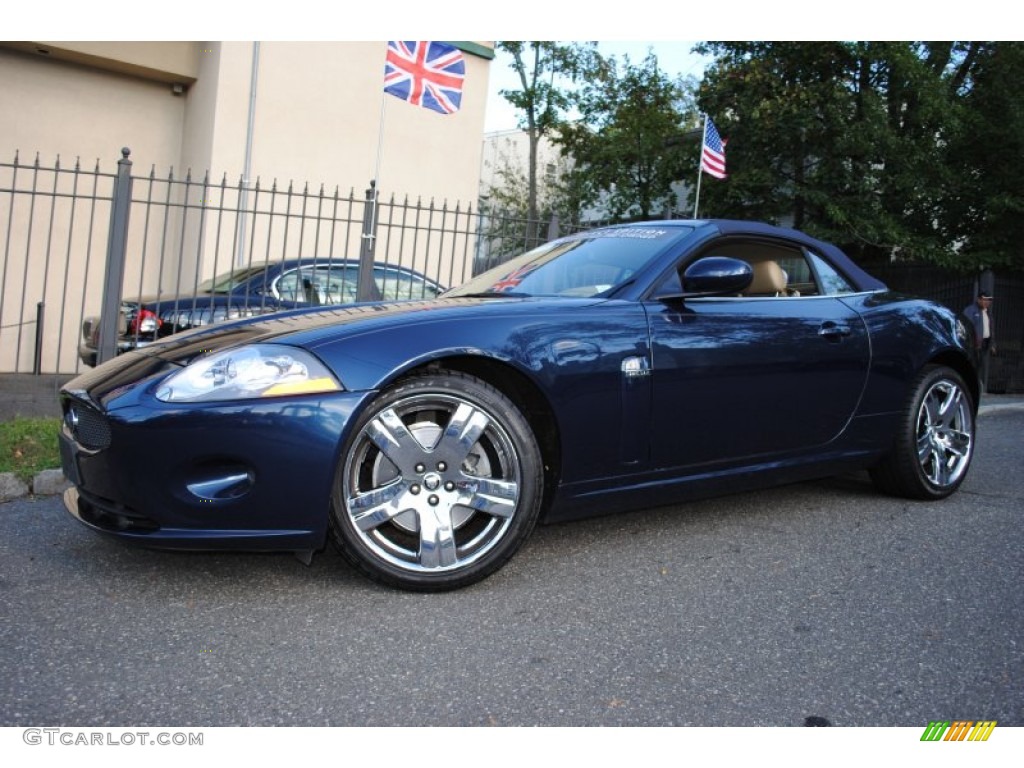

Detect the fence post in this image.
[979,268,995,298]
[97,147,133,365]
[33,302,44,375]
[356,182,382,302]
[547,213,560,242]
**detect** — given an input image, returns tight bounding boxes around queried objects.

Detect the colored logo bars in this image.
[920,720,997,742]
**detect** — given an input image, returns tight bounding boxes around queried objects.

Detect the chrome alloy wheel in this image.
[915,378,973,489]
[342,391,524,574]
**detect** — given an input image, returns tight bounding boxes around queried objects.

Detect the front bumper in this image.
[59,375,371,552]
[62,486,322,550]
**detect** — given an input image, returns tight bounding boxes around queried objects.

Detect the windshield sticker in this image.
[563,227,671,242]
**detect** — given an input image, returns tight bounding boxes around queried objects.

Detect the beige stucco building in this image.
[0,41,494,373]
[0,41,493,201]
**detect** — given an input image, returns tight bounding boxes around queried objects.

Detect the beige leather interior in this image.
[743,260,788,296]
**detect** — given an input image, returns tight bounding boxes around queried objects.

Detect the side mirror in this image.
[681,256,753,297]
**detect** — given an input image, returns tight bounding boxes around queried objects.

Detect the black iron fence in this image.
[4,148,1022,392]
[0,148,558,375]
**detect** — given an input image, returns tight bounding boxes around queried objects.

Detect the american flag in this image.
[384,41,465,115]
[701,117,727,179]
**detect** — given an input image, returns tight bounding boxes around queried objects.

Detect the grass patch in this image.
[0,417,62,483]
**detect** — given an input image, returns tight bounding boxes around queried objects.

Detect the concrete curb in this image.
[0,469,71,503]
[2,401,1022,504]
[33,468,73,496]
[0,472,30,501]
[978,403,1024,416]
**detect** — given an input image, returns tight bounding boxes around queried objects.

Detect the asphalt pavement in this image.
[1,407,1021,727]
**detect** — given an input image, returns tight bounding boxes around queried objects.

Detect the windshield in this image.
[196,265,274,293]
[446,226,686,299]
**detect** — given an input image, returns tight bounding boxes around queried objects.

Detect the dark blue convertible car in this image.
[59,220,979,590]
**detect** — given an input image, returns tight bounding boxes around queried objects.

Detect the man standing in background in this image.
[964,291,997,390]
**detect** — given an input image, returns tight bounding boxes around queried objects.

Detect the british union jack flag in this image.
[384,41,466,115]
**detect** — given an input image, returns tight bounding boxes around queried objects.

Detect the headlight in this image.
[155,344,341,403]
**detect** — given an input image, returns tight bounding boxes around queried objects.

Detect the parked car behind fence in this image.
[79,258,444,367]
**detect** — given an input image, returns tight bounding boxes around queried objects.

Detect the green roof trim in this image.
[449,42,494,60]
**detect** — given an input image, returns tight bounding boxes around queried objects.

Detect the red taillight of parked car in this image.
[129,308,162,336]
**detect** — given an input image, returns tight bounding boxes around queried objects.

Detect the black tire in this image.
[329,370,543,591]
[869,365,975,500]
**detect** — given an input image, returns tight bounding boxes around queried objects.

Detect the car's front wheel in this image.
[870,365,976,500]
[330,370,543,591]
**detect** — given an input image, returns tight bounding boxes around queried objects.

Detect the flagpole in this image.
[370,92,388,236]
[693,113,706,219]
[357,51,391,302]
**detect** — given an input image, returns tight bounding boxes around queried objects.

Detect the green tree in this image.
[496,42,602,240]
[557,51,698,221]
[694,41,996,267]
[478,144,582,270]
[943,42,1024,270]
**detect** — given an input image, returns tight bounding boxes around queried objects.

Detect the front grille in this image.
[65,402,111,450]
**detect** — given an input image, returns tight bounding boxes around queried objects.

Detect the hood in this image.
[64,296,603,409]
[63,299,484,409]
[133,297,542,365]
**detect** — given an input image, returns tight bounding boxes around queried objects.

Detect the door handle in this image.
[819,322,852,341]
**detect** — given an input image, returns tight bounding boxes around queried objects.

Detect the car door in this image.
[644,238,870,470]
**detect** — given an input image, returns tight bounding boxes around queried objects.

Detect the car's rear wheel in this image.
[870,365,975,500]
[330,370,542,591]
